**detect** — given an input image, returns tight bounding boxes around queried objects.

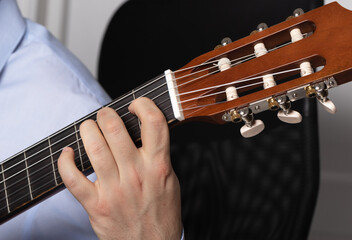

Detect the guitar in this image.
[0,1,351,224]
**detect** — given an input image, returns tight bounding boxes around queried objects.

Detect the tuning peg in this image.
[313,82,337,114]
[306,82,337,114]
[287,8,304,20]
[275,95,303,124]
[236,108,265,138]
[277,110,303,124]
[318,98,337,114]
[221,37,232,46]
[257,23,268,32]
[214,37,232,49]
[241,119,265,138]
[293,8,305,17]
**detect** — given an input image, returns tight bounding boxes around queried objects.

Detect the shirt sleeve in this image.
[0,22,110,240]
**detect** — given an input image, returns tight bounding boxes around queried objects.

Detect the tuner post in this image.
[305,85,317,98]
[267,98,280,111]
[230,110,242,123]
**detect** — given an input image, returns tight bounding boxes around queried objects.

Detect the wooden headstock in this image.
[169,2,352,135]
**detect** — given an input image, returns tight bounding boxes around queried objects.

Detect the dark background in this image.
[99,0,323,239]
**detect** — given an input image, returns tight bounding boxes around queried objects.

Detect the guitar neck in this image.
[0,74,176,224]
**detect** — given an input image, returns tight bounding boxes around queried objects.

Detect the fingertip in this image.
[58,147,74,175]
[128,97,153,113]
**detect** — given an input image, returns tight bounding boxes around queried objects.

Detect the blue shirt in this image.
[0,0,111,239]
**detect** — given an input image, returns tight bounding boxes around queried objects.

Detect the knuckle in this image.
[120,168,143,191]
[103,118,124,136]
[154,161,172,178]
[145,110,165,128]
[89,141,106,157]
[63,173,78,190]
[95,199,113,217]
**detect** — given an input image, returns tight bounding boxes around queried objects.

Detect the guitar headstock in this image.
[166,2,352,137]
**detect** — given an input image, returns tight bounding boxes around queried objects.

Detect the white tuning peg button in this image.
[240,120,265,138]
[277,110,303,124]
[318,98,337,114]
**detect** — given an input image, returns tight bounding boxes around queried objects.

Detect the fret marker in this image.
[165,70,184,121]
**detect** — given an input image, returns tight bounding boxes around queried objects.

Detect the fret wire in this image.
[1,74,166,165]
[0,164,10,213]
[74,123,84,172]
[0,90,172,179]
[0,98,175,189]
[0,80,171,178]
[131,89,141,130]
[0,110,140,188]
[1,42,301,170]
[0,150,91,212]
[0,109,175,210]
[0,79,177,194]
[47,137,58,186]
[23,152,33,201]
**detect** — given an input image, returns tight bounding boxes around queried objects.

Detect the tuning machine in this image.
[287,8,305,20]
[274,95,303,124]
[226,108,265,138]
[306,82,337,114]
[214,37,232,49]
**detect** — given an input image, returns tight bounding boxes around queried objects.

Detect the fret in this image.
[132,89,142,130]
[109,91,135,119]
[134,75,175,122]
[23,152,33,200]
[0,163,10,216]
[109,91,141,142]
[2,153,31,212]
[48,138,58,186]
[27,141,56,198]
[0,72,177,223]
[75,133,91,171]
[74,123,84,171]
[51,125,78,184]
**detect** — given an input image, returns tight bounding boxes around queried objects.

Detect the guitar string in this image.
[0,66,304,184]
[0,111,178,206]
[0,51,269,176]
[0,66,304,194]
[0,38,310,209]
[0,37,299,168]
[0,38,305,183]
[0,37,296,170]
[0,91,172,184]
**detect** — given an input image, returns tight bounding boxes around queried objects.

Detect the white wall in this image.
[18,0,127,77]
[17,0,352,239]
[309,2,352,239]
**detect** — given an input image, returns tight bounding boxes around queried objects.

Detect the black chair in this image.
[98,0,322,239]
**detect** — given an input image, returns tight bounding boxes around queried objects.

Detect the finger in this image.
[58,147,95,206]
[128,97,170,158]
[97,107,137,167]
[79,119,119,186]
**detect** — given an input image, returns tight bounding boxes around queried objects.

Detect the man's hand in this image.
[58,97,182,240]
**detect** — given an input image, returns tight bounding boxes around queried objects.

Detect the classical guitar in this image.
[0,2,351,224]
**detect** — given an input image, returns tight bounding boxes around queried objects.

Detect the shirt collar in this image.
[0,0,26,73]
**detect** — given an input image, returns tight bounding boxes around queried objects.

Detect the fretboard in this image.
[0,74,176,224]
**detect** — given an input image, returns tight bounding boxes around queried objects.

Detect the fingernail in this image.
[62,147,70,152]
